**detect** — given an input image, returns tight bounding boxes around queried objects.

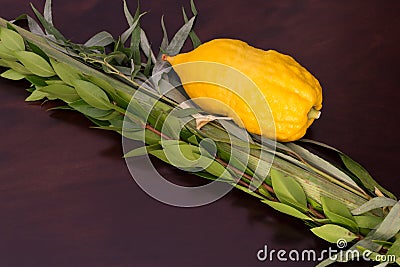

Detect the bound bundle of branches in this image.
[0,1,398,265]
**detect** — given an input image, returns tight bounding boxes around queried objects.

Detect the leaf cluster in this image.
[0,1,399,265]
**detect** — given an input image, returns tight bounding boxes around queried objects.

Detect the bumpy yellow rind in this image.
[164,39,323,142]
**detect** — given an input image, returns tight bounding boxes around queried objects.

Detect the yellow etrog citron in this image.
[163,39,322,142]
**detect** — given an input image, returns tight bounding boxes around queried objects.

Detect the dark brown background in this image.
[0,1,399,266]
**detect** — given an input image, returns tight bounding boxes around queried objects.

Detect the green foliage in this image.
[311,224,358,243]
[0,2,398,265]
[72,79,112,110]
[50,58,81,85]
[321,196,359,233]
[262,200,312,221]
[352,196,397,216]
[69,99,113,120]
[341,154,396,199]
[14,51,55,77]
[38,84,80,103]
[270,169,308,212]
[3,60,32,75]
[0,27,25,51]
[25,89,48,101]
[1,69,25,80]
[300,139,396,200]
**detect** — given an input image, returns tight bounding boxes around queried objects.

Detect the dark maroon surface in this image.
[0,1,399,266]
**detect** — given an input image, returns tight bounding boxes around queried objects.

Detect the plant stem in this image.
[308,204,326,219]
[145,124,172,140]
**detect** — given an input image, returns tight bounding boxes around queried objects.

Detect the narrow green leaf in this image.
[143,48,152,77]
[30,3,66,41]
[311,224,358,243]
[122,0,135,26]
[157,77,175,96]
[308,197,324,213]
[25,89,48,101]
[26,15,45,36]
[262,200,312,221]
[0,59,8,67]
[286,143,363,192]
[5,60,32,75]
[47,105,72,111]
[84,31,114,47]
[160,141,232,180]
[270,169,308,212]
[299,139,396,200]
[130,26,141,75]
[1,69,25,80]
[105,51,127,65]
[166,16,196,55]
[140,29,156,63]
[124,146,148,158]
[96,110,120,121]
[124,143,162,158]
[235,184,265,200]
[193,171,218,181]
[27,41,49,61]
[0,44,18,61]
[160,15,169,51]
[10,14,28,23]
[84,75,117,95]
[202,157,232,180]
[151,62,169,83]
[50,58,81,85]
[352,197,397,216]
[115,65,132,76]
[130,2,142,64]
[38,84,80,103]
[387,238,400,264]
[46,77,68,85]
[190,0,198,16]
[73,79,111,110]
[45,79,65,85]
[126,98,149,121]
[321,196,359,233]
[25,75,48,86]
[340,154,396,199]
[44,0,53,25]
[172,107,200,118]
[217,144,256,180]
[162,114,181,139]
[132,0,141,21]
[87,117,111,127]
[149,149,170,164]
[187,135,199,145]
[69,99,114,119]
[299,139,341,152]
[369,201,400,241]
[161,140,198,162]
[0,27,25,51]
[93,125,121,132]
[14,51,55,77]
[354,215,383,229]
[84,74,130,109]
[121,14,144,44]
[181,7,201,48]
[220,120,252,142]
[124,128,160,144]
